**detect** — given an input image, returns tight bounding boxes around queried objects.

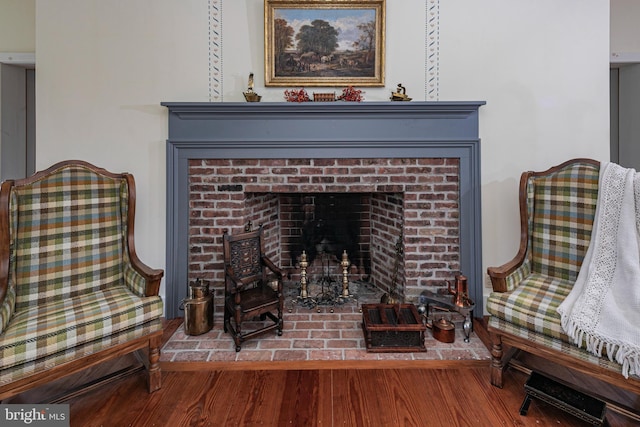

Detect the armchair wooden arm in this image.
[487,259,525,293]
[487,170,533,292]
[262,256,284,280]
[120,174,163,297]
[0,181,12,304]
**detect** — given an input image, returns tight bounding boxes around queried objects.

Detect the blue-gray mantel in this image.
[162,101,485,319]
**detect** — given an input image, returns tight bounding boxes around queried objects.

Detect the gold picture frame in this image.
[264,0,385,87]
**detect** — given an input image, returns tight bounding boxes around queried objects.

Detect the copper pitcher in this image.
[448,274,473,308]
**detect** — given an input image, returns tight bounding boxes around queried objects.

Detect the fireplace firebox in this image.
[163,101,485,319]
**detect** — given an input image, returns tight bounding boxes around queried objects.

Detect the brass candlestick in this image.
[299,251,309,299]
[340,250,350,297]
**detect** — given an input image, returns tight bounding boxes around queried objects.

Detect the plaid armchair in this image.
[0,161,164,400]
[487,158,640,396]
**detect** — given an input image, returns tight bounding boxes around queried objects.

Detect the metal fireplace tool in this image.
[289,250,356,312]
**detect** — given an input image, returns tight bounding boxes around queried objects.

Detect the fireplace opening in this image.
[297,193,365,267]
[244,191,406,299]
[283,193,369,275]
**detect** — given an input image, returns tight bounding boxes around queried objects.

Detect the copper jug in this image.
[448,274,472,308]
[182,279,214,336]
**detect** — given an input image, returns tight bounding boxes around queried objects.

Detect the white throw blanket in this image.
[557,162,640,379]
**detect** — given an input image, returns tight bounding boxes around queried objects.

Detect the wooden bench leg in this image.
[148,335,162,393]
[490,332,505,388]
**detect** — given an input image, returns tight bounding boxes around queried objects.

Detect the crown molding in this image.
[0,52,35,67]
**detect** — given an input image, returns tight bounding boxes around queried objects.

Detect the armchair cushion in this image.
[486,273,573,342]
[0,286,162,374]
[0,317,162,387]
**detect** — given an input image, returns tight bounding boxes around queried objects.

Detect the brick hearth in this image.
[160,290,491,363]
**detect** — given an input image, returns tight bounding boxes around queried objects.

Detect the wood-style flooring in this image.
[67,366,634,427]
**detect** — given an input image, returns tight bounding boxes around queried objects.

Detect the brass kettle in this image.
[448,274,473,308]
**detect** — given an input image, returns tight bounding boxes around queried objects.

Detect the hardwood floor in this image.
[65,366,634,426]
[7,319,638,426]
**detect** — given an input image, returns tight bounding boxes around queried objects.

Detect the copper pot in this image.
[430,317,455,343]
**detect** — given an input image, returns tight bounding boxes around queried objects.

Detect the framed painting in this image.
[264,0,385,87]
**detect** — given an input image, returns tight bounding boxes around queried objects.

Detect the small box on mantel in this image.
[313,92,335,102]
[361,304,427,352]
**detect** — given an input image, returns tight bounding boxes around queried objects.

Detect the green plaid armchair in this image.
[487,158,640,396]
[0,160,164,400]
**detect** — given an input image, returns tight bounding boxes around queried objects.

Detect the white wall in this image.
[439,0,610,301]
[0,0,35,52]
[33,0,610,313]
[36,0,210,300]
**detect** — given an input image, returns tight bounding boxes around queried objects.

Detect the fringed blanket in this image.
[557,162,640,379]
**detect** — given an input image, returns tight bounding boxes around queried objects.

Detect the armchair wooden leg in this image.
[490,332,505,388]
[148,335,162,393]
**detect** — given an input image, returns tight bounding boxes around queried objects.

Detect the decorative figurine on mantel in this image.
[390,83,412,101]
[243,72,261,102]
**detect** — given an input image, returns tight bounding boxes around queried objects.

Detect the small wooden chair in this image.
[223,225,283,351]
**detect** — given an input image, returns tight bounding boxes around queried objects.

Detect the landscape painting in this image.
[265,1,385,87]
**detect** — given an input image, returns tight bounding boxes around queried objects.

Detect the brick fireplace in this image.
[162,101,484,319]
[189,157,460,307]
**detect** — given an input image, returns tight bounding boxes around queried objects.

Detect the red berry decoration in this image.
[284,88,311,102]
[338,86,364,102]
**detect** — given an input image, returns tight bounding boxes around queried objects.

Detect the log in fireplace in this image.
[162,101,485,319]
